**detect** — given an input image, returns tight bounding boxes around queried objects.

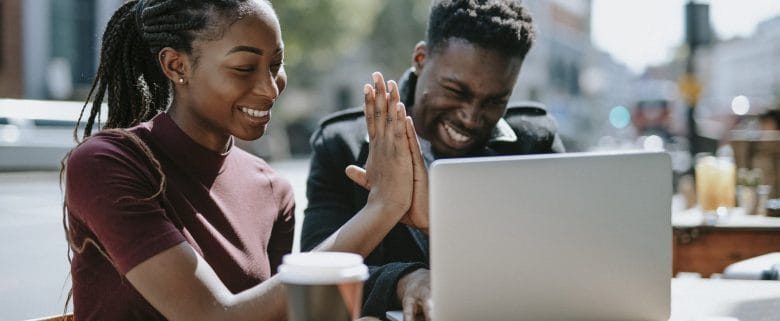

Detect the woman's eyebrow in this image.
[225,45,264,56]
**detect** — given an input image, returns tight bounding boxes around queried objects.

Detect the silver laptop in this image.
[391,151,672,321]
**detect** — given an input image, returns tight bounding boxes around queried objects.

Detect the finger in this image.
[345,165,369,190]
[388,94,403,140]
[387,80,403,135]
[388,78,401,105]
[412,299,421,321]
[402,296,415,321]
[363,84,376,140]
[420,283,433,321]
[384,81,398,144]
[372,72,387,138]
[422,293,433,321]
[406,117,424,167]
[394,103,405,138]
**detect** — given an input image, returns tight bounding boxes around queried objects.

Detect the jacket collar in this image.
[396,68,517,145]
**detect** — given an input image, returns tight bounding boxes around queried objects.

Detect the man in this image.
[302,0,564,319]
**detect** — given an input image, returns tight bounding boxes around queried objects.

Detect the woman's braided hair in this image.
[77,0,254,139]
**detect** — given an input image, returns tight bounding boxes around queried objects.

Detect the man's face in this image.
[411,39,523,158]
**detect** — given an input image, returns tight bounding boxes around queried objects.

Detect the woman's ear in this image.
[158,47,190,85]
[411,41,427,75]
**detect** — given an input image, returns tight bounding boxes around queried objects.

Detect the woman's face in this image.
[172,1,286,151]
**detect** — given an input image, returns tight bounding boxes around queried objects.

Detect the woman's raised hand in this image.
[346,72,429,233]
[346,72,415,217]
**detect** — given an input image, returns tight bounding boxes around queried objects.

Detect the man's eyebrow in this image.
[441,76,511,98]
[226,46,263,56]
[441,76,465,89]
[440,76,471,94]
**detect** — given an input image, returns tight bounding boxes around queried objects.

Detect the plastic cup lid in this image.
[278,252,368,285]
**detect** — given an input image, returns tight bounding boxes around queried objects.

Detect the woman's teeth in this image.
[444,123,470,142]
[240,107,269,118]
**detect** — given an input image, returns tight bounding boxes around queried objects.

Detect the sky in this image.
[591,0,780,73]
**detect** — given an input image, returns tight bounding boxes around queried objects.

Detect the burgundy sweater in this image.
[65,112,295,320]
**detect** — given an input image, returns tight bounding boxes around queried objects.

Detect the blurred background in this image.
[1,0,780,319]
[4,0,780,165]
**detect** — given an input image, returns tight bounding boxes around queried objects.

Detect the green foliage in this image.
[274,0,429,86]
[274,0,380,87]
[367,0,428,77]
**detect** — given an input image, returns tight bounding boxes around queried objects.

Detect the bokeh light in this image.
[609,105,631,129]
[643,135,664,151]
[731,95,750,115]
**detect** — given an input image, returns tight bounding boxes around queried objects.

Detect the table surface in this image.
[670,278,780,321]
[673,207,780,229]
[387,278,780,321]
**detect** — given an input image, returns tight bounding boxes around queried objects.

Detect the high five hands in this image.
[346,72,430,233]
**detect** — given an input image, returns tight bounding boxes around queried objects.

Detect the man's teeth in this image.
[444,123,470,142]
[240,107,269,118]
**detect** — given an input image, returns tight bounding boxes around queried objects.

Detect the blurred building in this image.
[0,0,23,97]
[514,0,634,151]
[640,13,780,149]
[700,15,780,117]
[0,0,123,100]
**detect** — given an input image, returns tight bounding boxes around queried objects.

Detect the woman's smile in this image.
[239,105,271,125]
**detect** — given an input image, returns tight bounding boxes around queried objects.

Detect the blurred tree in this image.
[367,0,428,77]
[274,0,380,87]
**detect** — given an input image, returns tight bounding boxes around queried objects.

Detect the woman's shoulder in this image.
[66,125,158,180]
[232,148,285,180]
[64,128,163,212]
[69,128,148,160]
[232,149,294,196]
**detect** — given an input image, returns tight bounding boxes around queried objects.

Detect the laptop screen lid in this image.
[429,151,672,321]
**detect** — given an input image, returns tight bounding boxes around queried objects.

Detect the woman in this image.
[63,0,417,320]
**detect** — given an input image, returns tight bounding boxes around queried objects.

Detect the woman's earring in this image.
[179,78,184,84]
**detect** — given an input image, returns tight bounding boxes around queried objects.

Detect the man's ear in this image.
[411,41,427,74]
[158,47,190,85]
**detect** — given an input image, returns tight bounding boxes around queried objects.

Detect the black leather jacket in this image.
[301,68,564,318]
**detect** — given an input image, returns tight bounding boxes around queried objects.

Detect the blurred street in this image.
[0,158,310,320]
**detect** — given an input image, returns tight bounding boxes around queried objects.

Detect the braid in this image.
[77,0,251,141]
[78,1,161,139]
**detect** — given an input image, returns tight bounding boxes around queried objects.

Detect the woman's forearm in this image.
[313,200,406,257]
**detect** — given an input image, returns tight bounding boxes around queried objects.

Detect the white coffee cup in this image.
[279,252,369,321]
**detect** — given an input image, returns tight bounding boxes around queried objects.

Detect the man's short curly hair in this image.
[426,0,535,58]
